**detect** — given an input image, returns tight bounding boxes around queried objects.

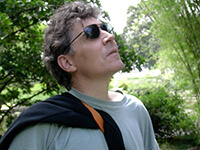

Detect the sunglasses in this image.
[64,22,114,53]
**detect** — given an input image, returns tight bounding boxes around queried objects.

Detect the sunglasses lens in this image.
[83,23,114,39]
[100,23,114,34]
[84,25,100,39]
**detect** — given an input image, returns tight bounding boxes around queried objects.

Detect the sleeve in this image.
[8,123,50,150]
[140,104,160,150]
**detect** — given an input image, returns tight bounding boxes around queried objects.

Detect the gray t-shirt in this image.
[9,88,159,150]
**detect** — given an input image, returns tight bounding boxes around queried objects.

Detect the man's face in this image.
[69,17,124,80]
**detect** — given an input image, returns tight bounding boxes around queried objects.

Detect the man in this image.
[0,1,159,150]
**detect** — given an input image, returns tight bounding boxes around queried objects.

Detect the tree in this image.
[123,5,160,69]
[115,32,145,72]
[0,0,70,135]
[140,0,200,105]
[0,0,144,136]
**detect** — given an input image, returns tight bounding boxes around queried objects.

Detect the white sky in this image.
[100,0,141,34]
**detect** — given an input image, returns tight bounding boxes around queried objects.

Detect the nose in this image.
[102,30,115,45]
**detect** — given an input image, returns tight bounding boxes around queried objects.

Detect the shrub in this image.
[117,78,199,145]
[131,84,185,140]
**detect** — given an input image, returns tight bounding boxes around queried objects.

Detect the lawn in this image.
[159,142,199,150]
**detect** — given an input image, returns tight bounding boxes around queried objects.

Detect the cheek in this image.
[83,44,104,61]
[75,50,98,67]
[74,40,105,64]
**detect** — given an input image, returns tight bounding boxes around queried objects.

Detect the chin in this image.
[113,61,124,72]
[118,60,124,69]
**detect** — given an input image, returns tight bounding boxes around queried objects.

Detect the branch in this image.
[2,21,37,40]
[138,2,155,22]
[0,71,12,81]
[2,16,47,40]
[0,84,57,124]
[0,75,14,94]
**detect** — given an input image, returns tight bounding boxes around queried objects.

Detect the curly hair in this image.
[42,1,101,90]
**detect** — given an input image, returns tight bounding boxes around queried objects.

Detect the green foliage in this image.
[116,77,200,145]
[123,5,160,69]
[139,0,200,105]
[115,33,145,72]
[0,0,69,132]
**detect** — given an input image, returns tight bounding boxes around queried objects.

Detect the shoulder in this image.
[108,90,145,108]
[9,123,73,150]
[9,123,108,150]
[123,93,151,117]
[124,93,145,107]
[9,123,52,150]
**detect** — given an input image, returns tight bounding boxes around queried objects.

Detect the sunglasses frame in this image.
[63,22,114,54]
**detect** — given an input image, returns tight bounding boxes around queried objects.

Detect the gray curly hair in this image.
[42,1,101,90]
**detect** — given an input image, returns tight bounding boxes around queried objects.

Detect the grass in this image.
[159,141,199,150]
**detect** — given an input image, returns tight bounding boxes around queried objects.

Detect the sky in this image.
[100,0,141,34]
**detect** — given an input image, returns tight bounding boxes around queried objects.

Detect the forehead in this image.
[81,17,101,27]
[73,17,101,32]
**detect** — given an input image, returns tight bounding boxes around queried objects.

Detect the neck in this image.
[72,76,111,100]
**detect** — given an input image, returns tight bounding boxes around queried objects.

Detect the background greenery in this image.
[110,75,199,148]
[0,0,199,149]
[122,0,200,147]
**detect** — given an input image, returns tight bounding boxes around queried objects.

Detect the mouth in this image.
[107,48,118,56]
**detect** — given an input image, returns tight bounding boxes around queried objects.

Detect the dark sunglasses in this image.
[64,22,114,53]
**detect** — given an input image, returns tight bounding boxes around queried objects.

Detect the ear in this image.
[57,55,76,73]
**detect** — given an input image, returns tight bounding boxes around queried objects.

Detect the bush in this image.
[116,77,200,145]
[130,84,184,140]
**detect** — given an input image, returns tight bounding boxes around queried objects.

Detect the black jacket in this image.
[0,92,125,150]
